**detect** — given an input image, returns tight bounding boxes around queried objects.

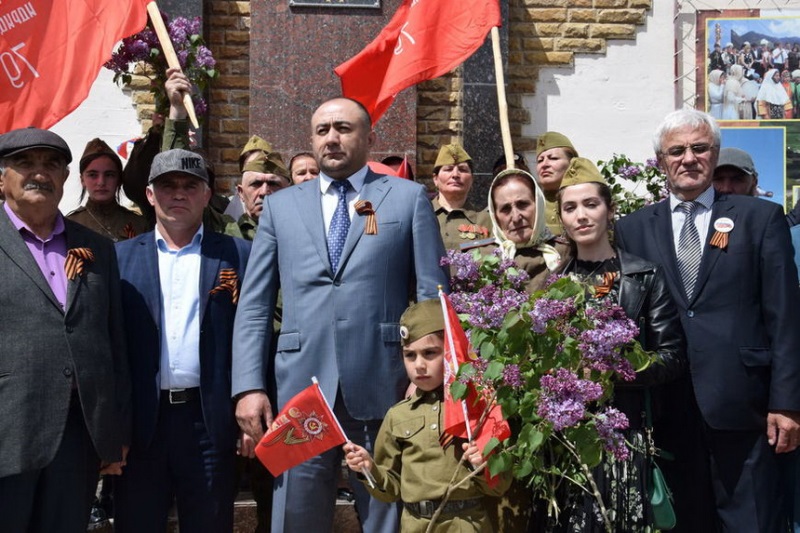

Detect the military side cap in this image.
[716,147,756,176]
[242,150,290,180]
[0,127,72,163]
[560,157,606,189]
[434,143,471,168]
[80,138,122,174]
[239,135,274,172]
[399,299,444,347]
[149,149,209,184]
[535,132,577,157]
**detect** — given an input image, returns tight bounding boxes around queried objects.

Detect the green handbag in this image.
[645,389,676,531]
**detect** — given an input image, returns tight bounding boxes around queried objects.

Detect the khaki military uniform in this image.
[432,196,492,252]
[477,238,571,294]
[542,191,563,237]
[365,388,510,533]
[237,213,258,242]
[67,200,151,242]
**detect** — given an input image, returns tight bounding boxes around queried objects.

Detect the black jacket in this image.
[562,249,687,427]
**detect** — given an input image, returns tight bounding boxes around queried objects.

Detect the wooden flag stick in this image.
[146,1,199,129]
[491,27,515,170]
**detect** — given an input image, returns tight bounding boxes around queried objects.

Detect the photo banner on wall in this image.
[697,10,800,211]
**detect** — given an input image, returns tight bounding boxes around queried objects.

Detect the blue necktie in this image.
[327,180,351,272]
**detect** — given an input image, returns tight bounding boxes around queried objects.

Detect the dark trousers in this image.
[0,394,99,533]
[113,394,236,533]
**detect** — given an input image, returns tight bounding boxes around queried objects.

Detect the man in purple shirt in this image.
[0,128,130,533]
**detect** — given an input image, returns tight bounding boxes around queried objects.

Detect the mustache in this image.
[23,181,55,192]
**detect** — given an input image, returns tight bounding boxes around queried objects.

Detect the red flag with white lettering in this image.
[255,381,347,477]
[0,0,150,132]
[334,0,501,124]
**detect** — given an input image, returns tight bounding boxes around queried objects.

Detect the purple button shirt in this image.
[4,203,68,308]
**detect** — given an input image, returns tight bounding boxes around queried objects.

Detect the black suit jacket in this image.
[0,206,130,477]
[116,228,250,451]
[616,193,800,430]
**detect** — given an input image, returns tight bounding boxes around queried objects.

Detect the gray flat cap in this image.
[0,127,72,163]
[716,147,757,177]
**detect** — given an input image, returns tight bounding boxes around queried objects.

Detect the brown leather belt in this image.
[404,498,481,519]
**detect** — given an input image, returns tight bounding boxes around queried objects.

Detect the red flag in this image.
[0,0,150,132]
[440,291,510,460]
[396,154,411,180]
[334,0,501,123]
[256,382,347,477]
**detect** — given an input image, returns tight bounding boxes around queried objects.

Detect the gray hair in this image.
[652,109,721,155]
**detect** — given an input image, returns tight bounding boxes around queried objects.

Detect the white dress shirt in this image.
[319,165,369,234]
[156,225,203,390]
[669,185,715,256]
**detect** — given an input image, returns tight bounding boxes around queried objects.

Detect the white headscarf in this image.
[487,168,561,270]
[757,69,790,105]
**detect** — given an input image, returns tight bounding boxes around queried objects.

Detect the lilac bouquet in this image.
[104,15,218,121]
[597,154,669,216]
[441,249,653,522]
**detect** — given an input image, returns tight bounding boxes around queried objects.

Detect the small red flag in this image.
[440,290,510,480]
[395,154,411,180]
[256,382,347,477]
[0,0,150,132]
[334,0,501,124]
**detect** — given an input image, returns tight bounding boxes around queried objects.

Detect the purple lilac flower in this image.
[594,407,630,461]
[451,285,528,330]
[441,250,481,292]
[195,46,216,69]
[578,302,639,380]
[619,165,641,178]
[538,368,603,430]
[193,95,207,116]
[169,17,191,45]
[529,297,577,334]
[645,157,659,168]
[502,364,523,389]
[177,49,190,69]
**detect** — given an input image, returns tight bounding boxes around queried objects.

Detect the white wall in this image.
[524,1,675,166]
[51,68,141,214]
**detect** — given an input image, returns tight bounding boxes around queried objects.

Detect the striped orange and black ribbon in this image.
[355,200,377,235]
[209,268,239,305]
[123,223,136,240]
[65,247,95,281]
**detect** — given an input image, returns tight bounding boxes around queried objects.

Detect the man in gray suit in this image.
[233,97,449,532]
[0,128,130,532]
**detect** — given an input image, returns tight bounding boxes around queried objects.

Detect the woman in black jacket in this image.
[550,157,686,532]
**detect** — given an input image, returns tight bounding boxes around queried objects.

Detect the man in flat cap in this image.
[713,147,759,197]
[431,142,492,250]
[113,149,251,532]
[535,131,578,235]
[237,139,291,240]
[0,128,130,532]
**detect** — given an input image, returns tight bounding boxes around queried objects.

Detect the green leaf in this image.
[485,361,504,381]
[449,381,467,399]
[482,437,501,455]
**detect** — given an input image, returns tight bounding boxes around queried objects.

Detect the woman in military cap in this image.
[552,157,686,532]
[535,132,578,236]
[431,143,492,251]
[67,138,150,241]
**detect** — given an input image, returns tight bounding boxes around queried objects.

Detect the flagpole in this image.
[491,27,515,170]
[146,2,200,129]
[311,376,377,489]
[439,288,473,443]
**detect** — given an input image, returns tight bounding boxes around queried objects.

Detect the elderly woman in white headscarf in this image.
[757,68,792,119]
[722,64,747,120]
[708,69,726,119]
[486,168,569,292]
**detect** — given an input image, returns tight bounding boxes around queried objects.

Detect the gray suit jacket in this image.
[0,206,130,478]
[232,171,449,420]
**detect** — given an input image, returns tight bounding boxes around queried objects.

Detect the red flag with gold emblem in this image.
[256,381,347,477]
[334,0,501,124]
[0,0,150,132]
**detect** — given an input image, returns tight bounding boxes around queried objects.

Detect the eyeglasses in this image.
[663,143,714,159]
